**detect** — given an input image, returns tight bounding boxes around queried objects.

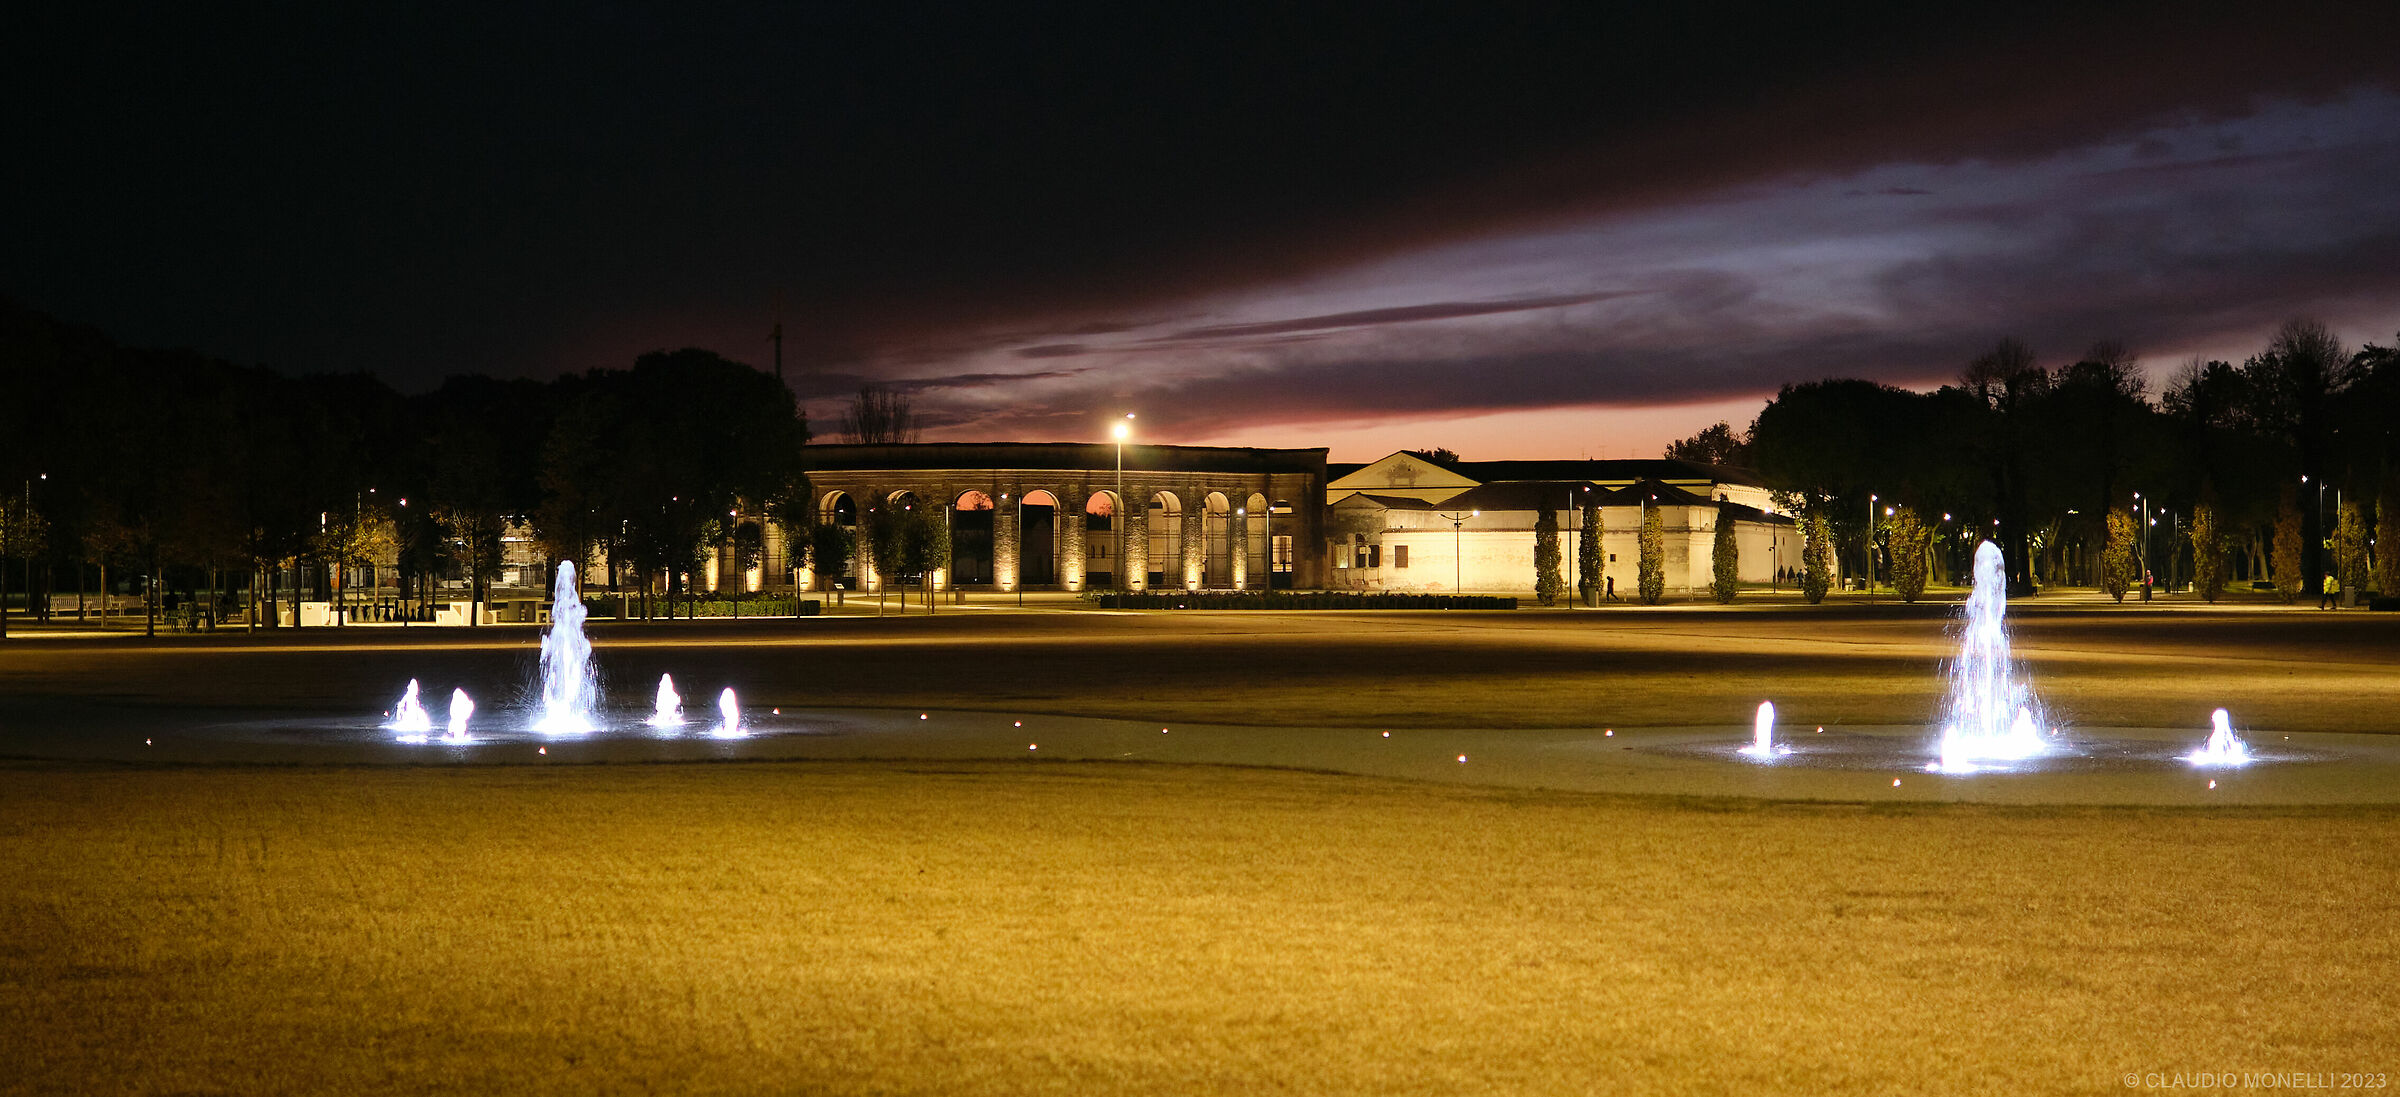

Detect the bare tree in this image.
[840,385,920,444]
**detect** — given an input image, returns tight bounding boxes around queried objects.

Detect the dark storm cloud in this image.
[915,100,2400,447]
[1160,291,1645,341]
[2,0,2396,459]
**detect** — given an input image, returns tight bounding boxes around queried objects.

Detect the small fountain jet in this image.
[1738,700,1790,759]
[2184,708,2252,767]
[445,689,475,744]
[710,687,744,739]
[648,674,685,729]
[390,679,434,742]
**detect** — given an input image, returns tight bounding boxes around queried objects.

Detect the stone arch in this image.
[821,490,857,527]
[1085,490,1123,589]
[1147,490,1183,591]
[951,490,995,585]
[1014,489,1061,587]
[1202,491,1233,588]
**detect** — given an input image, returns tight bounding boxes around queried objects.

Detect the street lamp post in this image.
[1438,509,1478,594]
[1113,415,1133,591]
[2135,491,2150,600]
[1866,493,1877,600]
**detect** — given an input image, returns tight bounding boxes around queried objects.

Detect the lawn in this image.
[5,760,2394,1094]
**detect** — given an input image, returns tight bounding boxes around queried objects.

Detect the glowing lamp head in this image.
[1112,422,1129,441]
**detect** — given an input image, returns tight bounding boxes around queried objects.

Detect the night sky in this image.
[9,5,2399,459]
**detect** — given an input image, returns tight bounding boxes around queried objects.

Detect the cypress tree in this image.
[2335,500,2369,606]
[2189,503,2224,603]
[1801,511,1831,604]
[1638,500,1666,605]
[2272,484,2303,603]
[2103,507,2138,603]
[1534,504,1564,606]
[1888,506,1929,602]
[1577,503,1601,607]
[1709,504,1739,603]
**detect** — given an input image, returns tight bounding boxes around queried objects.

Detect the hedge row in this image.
[1084,591,1517,610]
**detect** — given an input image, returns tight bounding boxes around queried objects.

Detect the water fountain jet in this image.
[648,674,685,729]
[446,689,475,743]
[1738,700,1788,758]
[2185,708,2252,766]
[711,687,743,738]
[390,680,433,741]
[532,560,598,735]
[1932,541,2051,772]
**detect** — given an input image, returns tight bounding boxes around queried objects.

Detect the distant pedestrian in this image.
[1605,575,1616,601]
[2321,572,2340,610]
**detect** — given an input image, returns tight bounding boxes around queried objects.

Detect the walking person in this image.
[2321,571,2340,610]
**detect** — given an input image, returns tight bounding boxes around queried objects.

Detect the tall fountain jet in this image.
[533,560,599,735]
[1935,541,2050,772]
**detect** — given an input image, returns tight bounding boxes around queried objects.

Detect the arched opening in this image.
[1203,492,1232,588]
[819,491,859,586]
[1019,490,1060,586]
[1147,491,1182,591]
[1245,493,1270,589]
[951,490,995,585]
[887,490,921,511]
[1085,491,1118,589]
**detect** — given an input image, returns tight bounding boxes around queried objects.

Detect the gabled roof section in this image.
[1331,491,1445,511]
[1326,451,1481,500]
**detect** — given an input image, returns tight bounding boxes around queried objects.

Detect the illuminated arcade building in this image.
[782,443,1329,593]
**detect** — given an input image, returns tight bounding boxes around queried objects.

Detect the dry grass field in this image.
[5,760,2397,1095]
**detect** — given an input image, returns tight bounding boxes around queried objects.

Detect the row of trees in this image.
[0,300,835,635]
[1527,499,1705,607]
[1678,319,2400,600]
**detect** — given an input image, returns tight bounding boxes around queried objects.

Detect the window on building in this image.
[1394,545,1409,568]
[1272,535,1293,573]
[1608,553,1617,562]
[1333,539,1349,568]
[1369,544,1381,568]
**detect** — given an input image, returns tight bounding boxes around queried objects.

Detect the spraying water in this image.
[533,560,599,735]
[712,687,743,738]
[390,679,433,739]
[1934,541,2050,772]
[1739,700,1787,758]
[2185,708,2252,766]
[648,673,685,728]
[446,688,475,743]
